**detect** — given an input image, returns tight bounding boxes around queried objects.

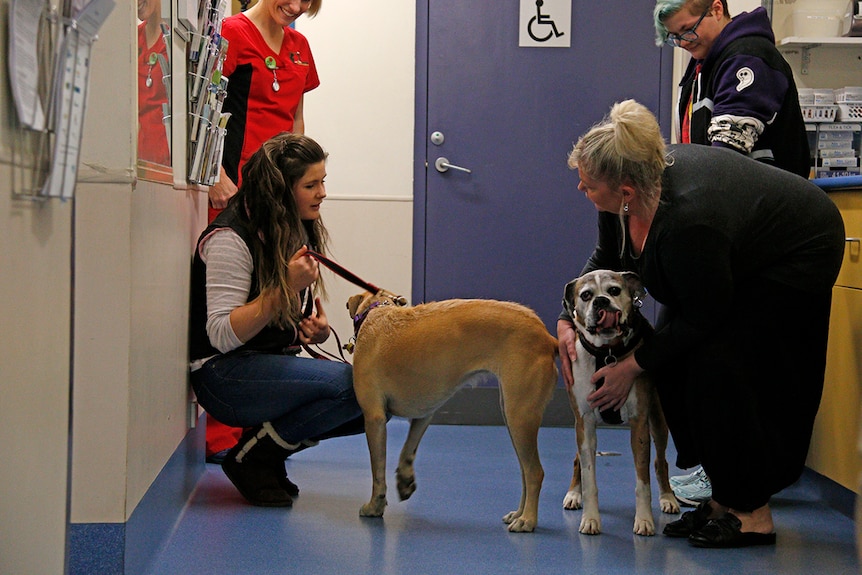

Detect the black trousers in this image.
[653,282,832,512]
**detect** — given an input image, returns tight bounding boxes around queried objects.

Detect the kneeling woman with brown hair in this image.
[189,133,364,507]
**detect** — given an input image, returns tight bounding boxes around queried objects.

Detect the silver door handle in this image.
[435,157,472,174]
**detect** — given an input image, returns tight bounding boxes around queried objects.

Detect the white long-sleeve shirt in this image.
[190,228,250,370]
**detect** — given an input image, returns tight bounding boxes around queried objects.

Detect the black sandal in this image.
[688,513,776,548]
[663,501,713,538]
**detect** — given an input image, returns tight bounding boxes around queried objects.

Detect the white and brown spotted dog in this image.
[346,290,558,532]
[562,270,679,535]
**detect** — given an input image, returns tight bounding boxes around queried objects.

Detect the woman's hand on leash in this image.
[557,319,578,388]
[289,246,320,292]
[588,354,642,412]
[299,298,331,345]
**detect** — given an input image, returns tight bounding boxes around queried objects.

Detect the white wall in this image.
[68,0,210,528]
[0,0,73,572]
[732,0,760,13]
[296,2,416,348]
[297,3,415,201]
[0,177,72,575]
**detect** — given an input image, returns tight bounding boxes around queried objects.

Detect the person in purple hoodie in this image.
[654,0,810,178]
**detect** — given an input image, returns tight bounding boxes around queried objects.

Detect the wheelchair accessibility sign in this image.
[519,0,571,48]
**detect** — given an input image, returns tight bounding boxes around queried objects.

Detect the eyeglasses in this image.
[665,6,710,47]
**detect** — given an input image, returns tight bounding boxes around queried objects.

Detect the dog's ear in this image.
[620,272,646,308]
[562,280,577,319]
[347,293,368,317]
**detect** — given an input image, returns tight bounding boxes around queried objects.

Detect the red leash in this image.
[303,249,383,362]
[305,249,381,294]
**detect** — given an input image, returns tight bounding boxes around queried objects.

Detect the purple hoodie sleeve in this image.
[707,53,789,152]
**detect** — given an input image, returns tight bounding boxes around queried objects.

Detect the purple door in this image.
[414,0,672,333]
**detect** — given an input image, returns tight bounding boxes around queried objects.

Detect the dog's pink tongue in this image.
[597,309,621,329]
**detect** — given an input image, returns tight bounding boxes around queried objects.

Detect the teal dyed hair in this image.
[653,0,730,46]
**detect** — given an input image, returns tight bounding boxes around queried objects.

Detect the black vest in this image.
[188,203,310,361]
[679,36,810,178]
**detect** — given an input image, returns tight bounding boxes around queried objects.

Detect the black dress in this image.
[582,144,845,511]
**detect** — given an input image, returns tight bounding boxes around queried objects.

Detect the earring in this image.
[623,202,629,213]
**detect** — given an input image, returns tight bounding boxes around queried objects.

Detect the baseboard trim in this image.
[68,523,125,575]
[800,467,857,519]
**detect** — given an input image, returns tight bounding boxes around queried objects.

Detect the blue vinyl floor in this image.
[146,420,859,575]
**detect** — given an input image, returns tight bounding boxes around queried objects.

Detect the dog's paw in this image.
[505,514,536,533]
[562,490,583,510]
[659,493,681,514]
[502,510,521,525]
[633,517,656,536]
[359,497,387,517]
[579,516,601,535]
[396,471,417,501]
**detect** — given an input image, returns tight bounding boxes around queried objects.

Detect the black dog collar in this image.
[577,311,652,425]
[578,329,640,367]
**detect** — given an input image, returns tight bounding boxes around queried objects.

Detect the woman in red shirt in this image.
[205,0,322,460]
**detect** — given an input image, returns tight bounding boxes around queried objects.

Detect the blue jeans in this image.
[191,350,364,445]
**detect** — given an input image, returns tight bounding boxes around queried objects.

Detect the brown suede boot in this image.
[222,423,299,506]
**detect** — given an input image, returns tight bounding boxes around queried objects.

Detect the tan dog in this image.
[562,270,679,535]
[346,290,558,532]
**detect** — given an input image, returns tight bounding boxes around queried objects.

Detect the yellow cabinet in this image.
[807,191,862,490]
[833,192,862,289]
[808,287,862,490]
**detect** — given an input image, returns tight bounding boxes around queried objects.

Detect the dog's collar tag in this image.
[343,337,356,354]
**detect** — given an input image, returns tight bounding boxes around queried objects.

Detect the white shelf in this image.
[779,36,862,46]
[778,37,862,74]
